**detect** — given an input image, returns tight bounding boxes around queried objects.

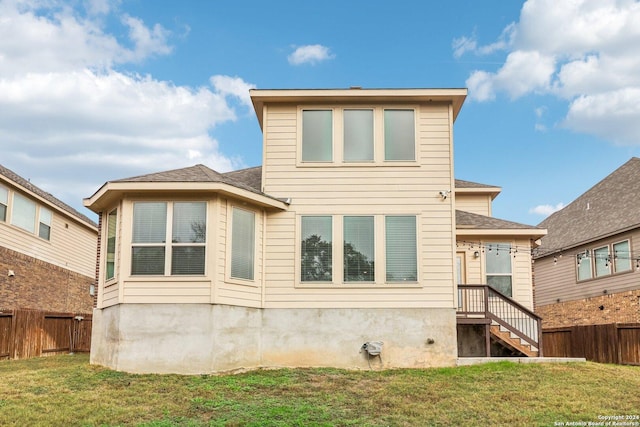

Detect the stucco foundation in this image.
[90,304,457,374]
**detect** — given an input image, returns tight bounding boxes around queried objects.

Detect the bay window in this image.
[106,209,117,281]
[131,201,206,276]
[230,207,256,281]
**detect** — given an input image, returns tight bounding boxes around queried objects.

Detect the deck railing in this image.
[457,284,543,356]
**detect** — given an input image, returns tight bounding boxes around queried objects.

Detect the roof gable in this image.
[538,157,640,252]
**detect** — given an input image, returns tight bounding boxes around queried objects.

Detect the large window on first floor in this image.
[485,243,513,297]
[131,201,206,276]
[300,214,418,285]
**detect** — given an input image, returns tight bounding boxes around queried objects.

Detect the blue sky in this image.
[1,0,639,225]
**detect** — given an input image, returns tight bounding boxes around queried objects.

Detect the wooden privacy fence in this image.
[0,309,92,360]
[542,323,640,365]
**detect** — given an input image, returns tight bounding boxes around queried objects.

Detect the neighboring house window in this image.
[230,207,255,281]
[0,186,7,221]
[106,209,117,281]
[343,109,374,162]
[384,109,415,161]
[343,216,375,282]
[302,110,333,162]
[301,216,333,281]
[594,246,611,277]
[11,193,36,233]
[613,240,631,273]
[131,202,206,276]
[38,207,52,240]
[385,216,417,282]
[577,251,592,281]
[486,243,512,297]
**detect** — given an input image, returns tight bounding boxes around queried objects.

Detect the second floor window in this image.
[0,186,7,221]
[131,202,206,276]
[302,110,333,162]
[384,109,415,161]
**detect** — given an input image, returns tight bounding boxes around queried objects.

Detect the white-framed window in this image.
[343,216,375,282]
[593,245,611,278]
[613,240,631,273]
[343,109,374,162]
[38,207,52,240]
[299,214,418,285]
[230,207,256,281]
[384,109,416,161]
[105,209,118,281]
[385,216,417,282]
[0,185,7,222]
[485,243,513,297]
[301,216,333,282]
[131,201,206,276]
[299,106,417,165]
[577,250,593,281]
[11,193,37,234]
[302,109,333,162]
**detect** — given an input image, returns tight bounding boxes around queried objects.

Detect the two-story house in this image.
[85,88,546,374]
[0,164,98,313]
[534,157,640,328]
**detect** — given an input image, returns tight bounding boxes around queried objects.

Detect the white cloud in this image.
[288,44,334,65]
[457,0,640,146]
[529,203,565,217]
[0,1,255,215]
[210,75,256,108]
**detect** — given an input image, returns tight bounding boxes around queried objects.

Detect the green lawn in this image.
[0,354,639,426]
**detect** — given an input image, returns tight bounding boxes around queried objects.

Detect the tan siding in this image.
[455,194,492,216]
[534,231,640,307]
[261,102,456,309]
[0,188,97,278]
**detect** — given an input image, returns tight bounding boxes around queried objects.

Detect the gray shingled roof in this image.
[538,157,640,254]
[114,164,267,198]
[454,179,499,189]
[456,210,542,230]
[0,164,97,228]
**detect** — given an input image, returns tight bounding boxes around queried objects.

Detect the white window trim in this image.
[225,204,260,287]
[296,105,419,167]
[296,213,421,288]
[129,201,207,277]
[484,242,514,297]
[105,208,118,283]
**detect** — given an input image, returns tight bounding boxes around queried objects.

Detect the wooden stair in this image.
[490,325,538,357]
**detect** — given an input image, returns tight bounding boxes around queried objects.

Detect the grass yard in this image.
[0,354,639,426]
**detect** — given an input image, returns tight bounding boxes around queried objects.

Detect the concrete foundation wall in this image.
[91,304,457,374]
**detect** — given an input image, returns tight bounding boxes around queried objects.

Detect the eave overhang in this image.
[83,181,289,213]
[456,228,547,239]
[454,186,502,200]
[250,88,467,130]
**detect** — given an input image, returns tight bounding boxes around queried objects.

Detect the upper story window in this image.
[384,109,415,161]
[0,186,7,221]
[302,110,333,162]
[299,107,417,165]
[576,239,632,281]
[344,109,374,162]
[485,243,513,297]
[38,208,52,240]
[11,193,37,233]
[106,209,118,281]
[131,201,206,276]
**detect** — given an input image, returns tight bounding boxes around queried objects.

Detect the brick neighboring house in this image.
[534,158,640,328]
[0,164,98,313]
